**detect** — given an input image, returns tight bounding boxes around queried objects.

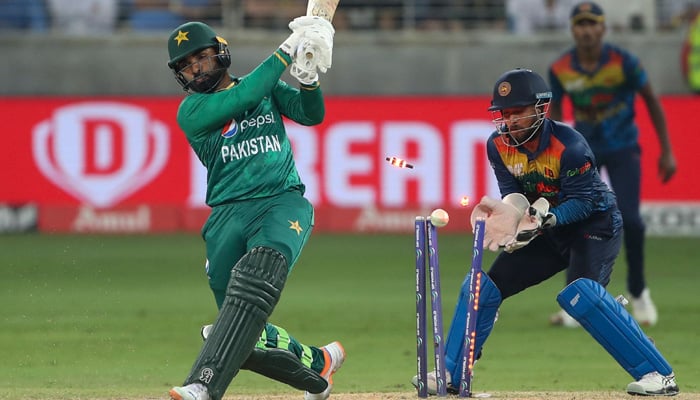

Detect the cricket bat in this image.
[305,0,339,60]
[307,0,339,22]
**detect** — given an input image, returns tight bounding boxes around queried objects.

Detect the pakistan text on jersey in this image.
[221,135,282,162]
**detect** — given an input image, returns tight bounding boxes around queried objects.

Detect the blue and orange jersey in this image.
[487,119,617,225]
[548,43,647,156]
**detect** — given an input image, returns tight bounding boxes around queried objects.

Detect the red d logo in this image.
[32,102,170,207]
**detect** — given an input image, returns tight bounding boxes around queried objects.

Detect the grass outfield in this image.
[1,233,698,399]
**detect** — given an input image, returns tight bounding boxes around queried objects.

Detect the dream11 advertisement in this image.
[1,96,698,234]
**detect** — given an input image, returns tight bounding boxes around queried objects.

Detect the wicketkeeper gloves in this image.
[504,197,556,252]
[470,193,530,252]
[471,194,557,253]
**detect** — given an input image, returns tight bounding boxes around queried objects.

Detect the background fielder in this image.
[548,1,678,327]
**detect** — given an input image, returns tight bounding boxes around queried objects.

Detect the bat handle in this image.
[304,46,316,61]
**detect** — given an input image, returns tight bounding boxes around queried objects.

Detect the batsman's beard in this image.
[186,67,227,93]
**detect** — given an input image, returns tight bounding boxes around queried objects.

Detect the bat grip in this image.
[305,48,315,59]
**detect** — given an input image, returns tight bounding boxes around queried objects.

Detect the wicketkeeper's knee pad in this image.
[445,272,502,384]
[557,278,672,380]
[184,247,288,400]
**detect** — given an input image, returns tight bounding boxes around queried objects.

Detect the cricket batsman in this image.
[165,18,343,400]
[411,68,679,397]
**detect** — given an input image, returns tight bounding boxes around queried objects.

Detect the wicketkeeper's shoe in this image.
[549,308,580,328]
[626,372,679,396]
[169,383,210,400]
[631,288,658,327]
[304,341,345,400]
[410,370,459,395]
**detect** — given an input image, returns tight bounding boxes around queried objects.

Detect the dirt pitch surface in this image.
[218,392,700,400]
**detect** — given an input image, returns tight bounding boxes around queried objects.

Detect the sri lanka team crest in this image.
[221,119,238,138]
[498,81,511,96]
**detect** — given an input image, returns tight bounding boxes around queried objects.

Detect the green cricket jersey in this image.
[176,50,325,206]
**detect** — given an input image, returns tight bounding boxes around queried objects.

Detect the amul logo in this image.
[32,102,169,207]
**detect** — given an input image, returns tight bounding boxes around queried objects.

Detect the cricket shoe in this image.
[410,370,459,395]
[626,372,679,396]
[304,341,345,400]
[169,383,210,400]
[631,288,658,327]
[549,309,580,328]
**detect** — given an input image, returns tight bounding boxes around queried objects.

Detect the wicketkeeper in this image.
[165,18,343,400]
[411,68,679,396]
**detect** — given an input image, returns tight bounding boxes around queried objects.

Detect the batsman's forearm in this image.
[233,51,293,107]
[283,88,325,126]
[297,84,325,124]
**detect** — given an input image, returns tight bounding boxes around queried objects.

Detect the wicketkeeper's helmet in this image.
[488,68,551,111]
[488,68,552,147]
